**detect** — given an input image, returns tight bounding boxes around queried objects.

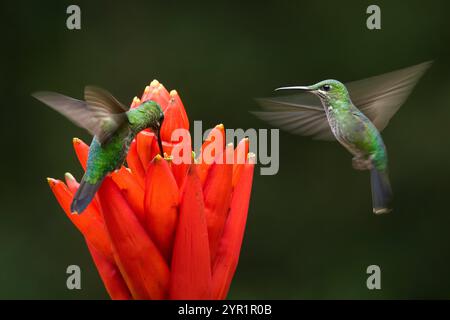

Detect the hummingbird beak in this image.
[156,126,164,157]
[274,86,314,92]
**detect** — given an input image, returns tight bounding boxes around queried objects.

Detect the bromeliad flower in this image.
[46,81,255,299]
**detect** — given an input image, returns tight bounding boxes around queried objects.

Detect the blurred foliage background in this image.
[1,0,450,299]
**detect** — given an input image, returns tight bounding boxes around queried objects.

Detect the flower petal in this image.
[169,132,193,187]
[161,141,175,156]
[64,172,80,194]
[160,90,189,142]
[86,241,132,300]
[170,159,190,188]
[211,154,255,299]
[111,166,145,223]
[98,177,169,300]
[198,124,226,185]
[232,138,249,187]
[47,178,113,261]
[130,96,141,109]
[141,80,170,111]
[140,81,158,103]
[126,139,146,188]
[136,131,159,170]
[155,83,170,111]
[204,144,233,263]
[73,138,89,170]
[144,155,179,262]
[170,165,212,299]
[140,86,151,103]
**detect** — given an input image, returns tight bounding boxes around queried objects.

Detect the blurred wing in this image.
[253,95,335,141]
[84,86,129,143]
[84,86,128,113]
[33,86,128,145]
[348,60,432,131]
[32,91,102,136]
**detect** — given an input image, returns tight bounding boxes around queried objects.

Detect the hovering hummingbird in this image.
[254,61,432,214]
[33,86,164,214]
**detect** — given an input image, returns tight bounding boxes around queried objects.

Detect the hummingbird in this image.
[33,86,165,214]
[254,61,432,214]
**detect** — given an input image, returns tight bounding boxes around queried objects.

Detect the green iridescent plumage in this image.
[33,87,164,214]
[84,103,164,184]
[255,61,432,214]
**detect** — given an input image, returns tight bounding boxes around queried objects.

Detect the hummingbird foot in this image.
[352,156,373,171]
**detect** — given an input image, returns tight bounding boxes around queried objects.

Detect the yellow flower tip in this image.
[64,172,75,181]
[150,79,160,87]
[46,177,56,187]
[216,123,225,129]
[133,96,140,103]
[143,86,151,93]
[192,151,199,163]
[73,137,81,144]
[227,142,234,148]
[125,167,132,173]
[154,154,163,162]
[71,210,79,215]
[169,90,178,97]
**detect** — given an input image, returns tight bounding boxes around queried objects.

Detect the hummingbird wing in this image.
[32,86,128,145]
[253,61,432,141]
[348,60,432,131]
[252,95,335,141]
[83,86,129,144]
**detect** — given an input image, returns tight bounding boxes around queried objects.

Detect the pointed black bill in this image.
[156,127,164,157]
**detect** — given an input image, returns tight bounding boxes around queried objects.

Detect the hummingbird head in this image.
[131,100,165,156]
[275,79,350,104]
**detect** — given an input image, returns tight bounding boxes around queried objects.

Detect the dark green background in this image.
[1,0,449,299]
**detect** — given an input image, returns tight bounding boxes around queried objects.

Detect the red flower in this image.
[47,81,255,300]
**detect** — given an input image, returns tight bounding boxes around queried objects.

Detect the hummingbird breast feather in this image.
[84,126,134,184]
[326,107,383,162]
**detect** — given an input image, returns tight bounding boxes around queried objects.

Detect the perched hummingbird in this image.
[254,61,432,214]
[33,86,165,214]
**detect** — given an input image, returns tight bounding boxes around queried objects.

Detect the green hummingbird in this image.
[33,86,165,214]
[254,61,432,214]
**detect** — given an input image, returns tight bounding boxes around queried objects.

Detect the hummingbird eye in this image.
[322,84,332,92]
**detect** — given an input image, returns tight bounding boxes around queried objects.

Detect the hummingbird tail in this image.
[370,168,393,214]
[70,176,103,214]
